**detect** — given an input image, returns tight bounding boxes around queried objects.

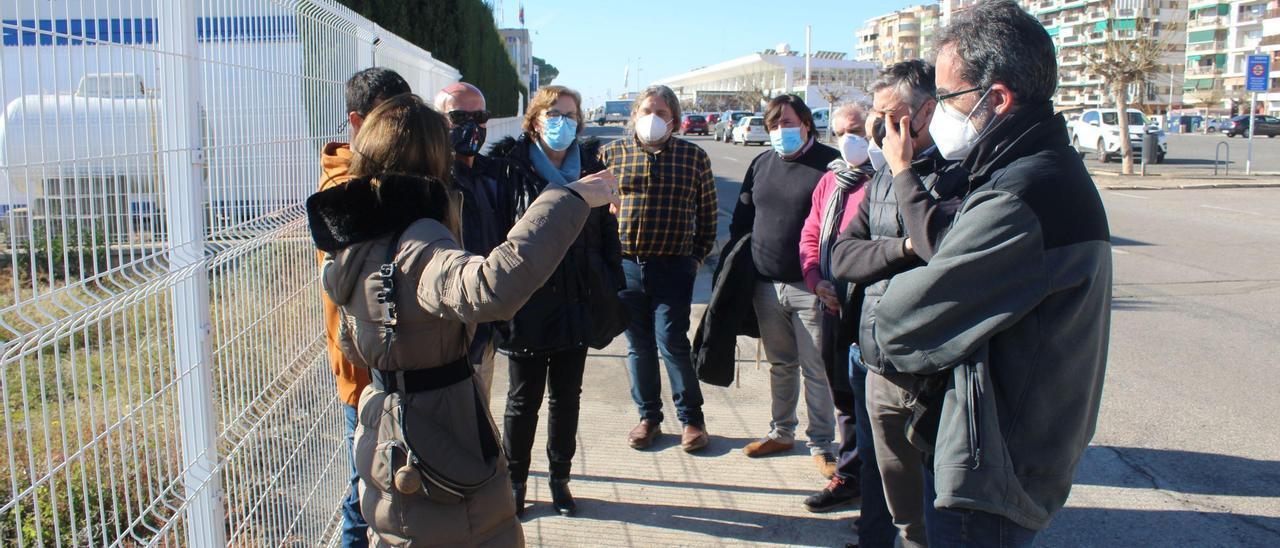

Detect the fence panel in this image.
[0,1,456,545]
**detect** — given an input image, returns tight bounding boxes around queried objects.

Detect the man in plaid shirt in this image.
[600,85,718,453]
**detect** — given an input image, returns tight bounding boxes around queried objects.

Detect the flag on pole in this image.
[519,3,525,26]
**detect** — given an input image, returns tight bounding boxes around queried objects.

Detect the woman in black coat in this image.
[488,85,624,518]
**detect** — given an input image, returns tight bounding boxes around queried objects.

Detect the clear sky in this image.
[490,0,918,111]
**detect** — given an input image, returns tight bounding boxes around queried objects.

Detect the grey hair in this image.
[830,102,868,133]
[931,0,1057,104]
[631,85,681,126]
[867,60,936,109]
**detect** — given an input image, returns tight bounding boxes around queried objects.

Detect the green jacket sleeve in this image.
[874,190,1050,374]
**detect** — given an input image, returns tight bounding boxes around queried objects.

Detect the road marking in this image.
[721,156,741,163]
[1112,248,1130,255]
[1109,192,1149,200]
[1201,204,1262,216]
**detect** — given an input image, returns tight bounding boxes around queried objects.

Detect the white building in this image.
[653,47,879,111]
[499,28,535,92]
[1183,0,1277,114]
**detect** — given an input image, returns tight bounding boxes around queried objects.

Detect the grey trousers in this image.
[867,369,929,548]
[753,280,836,455]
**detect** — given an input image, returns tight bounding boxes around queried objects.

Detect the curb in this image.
[1101,182,1280,190]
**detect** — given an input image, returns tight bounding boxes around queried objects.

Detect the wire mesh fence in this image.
[0,1,459,545]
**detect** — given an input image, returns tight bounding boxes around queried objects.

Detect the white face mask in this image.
[930,88,992,161]
[838,133,870,166]
[635,113,671,144]
[867,139,886,171]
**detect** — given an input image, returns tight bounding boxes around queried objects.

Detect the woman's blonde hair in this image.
[350,93,459,235]
[522,85,584,139]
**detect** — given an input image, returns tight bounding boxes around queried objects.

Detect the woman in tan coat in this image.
[307,94,618,547]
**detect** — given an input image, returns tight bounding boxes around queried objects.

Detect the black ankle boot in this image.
[513,482,527,518]
[549,478,576,516]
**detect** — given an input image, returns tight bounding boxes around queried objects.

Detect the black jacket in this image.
[830,149,968,373]
[692,234,759,387]
[488,135,625,356]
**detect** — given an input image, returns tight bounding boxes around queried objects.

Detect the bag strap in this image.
[376,229,406,339]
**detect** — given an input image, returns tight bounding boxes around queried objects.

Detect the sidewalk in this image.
[486,305,856,548]
[1091,171,1280,190]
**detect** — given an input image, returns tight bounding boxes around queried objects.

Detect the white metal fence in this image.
[0,1,460,545]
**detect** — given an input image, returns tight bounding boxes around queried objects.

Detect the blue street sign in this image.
[1246,55,1270,92]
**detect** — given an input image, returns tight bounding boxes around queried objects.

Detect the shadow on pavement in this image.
[533,471,820,498]
[1075,445,1280,498]
[522,498,849,543]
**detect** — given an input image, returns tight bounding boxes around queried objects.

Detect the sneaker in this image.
[804,476,861,513]
[814,452,838,479]
[742,437,794,457]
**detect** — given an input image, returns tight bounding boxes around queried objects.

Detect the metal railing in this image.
[0,1,459,546]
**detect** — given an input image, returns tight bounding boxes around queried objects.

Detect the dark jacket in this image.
[488,135,625,356]
[729,140,841,282]
[692,234,759,387]
[874,104,1112,530]
[830,148,968,373]
[452,153,516,364]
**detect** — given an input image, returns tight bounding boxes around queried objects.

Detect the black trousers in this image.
[502,346,588,484]
[820,312,862,482]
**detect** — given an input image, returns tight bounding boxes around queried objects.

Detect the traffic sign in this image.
[1246,55,1270,92]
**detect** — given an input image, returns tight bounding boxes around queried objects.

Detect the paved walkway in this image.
[486,305,857,548]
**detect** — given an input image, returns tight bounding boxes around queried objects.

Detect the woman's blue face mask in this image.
[541,114,577,152]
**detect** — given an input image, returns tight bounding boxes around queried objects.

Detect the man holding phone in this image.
[828,60,969,548]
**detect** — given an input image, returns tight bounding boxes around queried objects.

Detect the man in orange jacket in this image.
[319,67,410,548]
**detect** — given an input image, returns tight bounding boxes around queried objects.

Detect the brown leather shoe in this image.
[628,420,661,449]
[681,424,710,453]
[742,437,794,457]
[814,453,838,479]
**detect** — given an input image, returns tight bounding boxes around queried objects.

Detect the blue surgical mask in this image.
[770,127,804,156]
[541,116,577,152]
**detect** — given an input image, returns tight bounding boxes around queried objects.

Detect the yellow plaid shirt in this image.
[599,135,718,260]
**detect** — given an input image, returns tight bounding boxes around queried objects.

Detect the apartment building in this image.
[1022,0,1187,114]
[1183,0,1277,114]
[1261,1,1280,114]
[854,4,942,66]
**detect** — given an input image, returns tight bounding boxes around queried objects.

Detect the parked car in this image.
[1223,115,1280,138]
[714,110,753,142]
[680,114,709,135]
[731,115,768,146]
[1068,108,1167,163]
[811,107,831,139]
[1205,117,1232,132]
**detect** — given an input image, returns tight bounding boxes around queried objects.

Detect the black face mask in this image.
[872,107,925,148]
[450,121,486,157]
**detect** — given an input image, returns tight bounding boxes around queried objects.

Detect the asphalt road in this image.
[583,124,1280,546]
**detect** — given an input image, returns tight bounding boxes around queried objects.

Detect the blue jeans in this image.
[342,404,368,548]
[850,347,895,548]
[924,486,1039,548]
[620,256,704,427]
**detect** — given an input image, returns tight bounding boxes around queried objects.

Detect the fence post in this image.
[156,0,226,545]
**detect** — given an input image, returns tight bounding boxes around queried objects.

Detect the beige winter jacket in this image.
[312,176,589,547]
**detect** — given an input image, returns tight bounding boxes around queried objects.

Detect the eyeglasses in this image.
[935,86,984,104]
[544,108,579,122]
[447,109,491,125]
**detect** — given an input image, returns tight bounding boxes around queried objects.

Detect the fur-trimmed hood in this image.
[307,174,451,253]
[487,134,603,168]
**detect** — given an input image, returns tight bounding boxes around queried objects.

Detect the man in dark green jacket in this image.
[873,1,1112,544]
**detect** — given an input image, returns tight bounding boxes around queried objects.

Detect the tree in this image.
[817,85,846,108]
[533,56,559,87]
[736,72,776,112]
[1082,1,1171,175]
[337,0,527,116]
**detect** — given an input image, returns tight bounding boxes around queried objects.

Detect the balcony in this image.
[1236,11,1264,24]
[1186,64,1224,76]
[1188,15,1225,29]
[1187,40,1228,53]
